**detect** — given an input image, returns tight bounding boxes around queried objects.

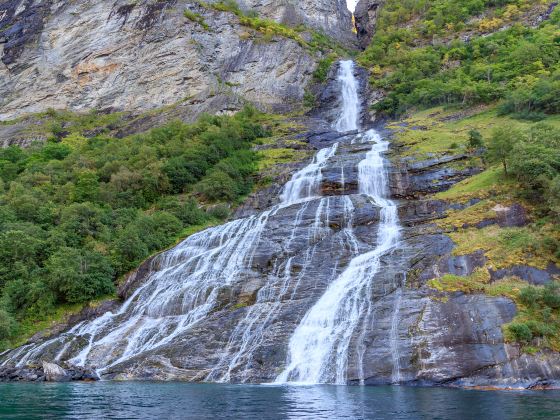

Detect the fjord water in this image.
[1,382,560,419]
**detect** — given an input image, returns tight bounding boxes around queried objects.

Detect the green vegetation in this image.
[359,0,560,117]
[196,0,306,45]
[0,106,272,350]
[358,0,560,354]
[195,0,349,56]
[486,122,560,217]
[18,108,125,142]
[313,53,338,83]
[184,10,210,30]
[504,282,560,351]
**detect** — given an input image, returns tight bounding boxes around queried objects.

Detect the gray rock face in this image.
[2,118,559,387]
[0,0,350,121]
[237,0,355,45]
[354,0,384,50]
[42,362,70,382]
[0,362,99,382]
[313,61,374,127]
[417,250,487,282]
[493,203,528,227]
[390,153,482,199]
[490,263,560,286]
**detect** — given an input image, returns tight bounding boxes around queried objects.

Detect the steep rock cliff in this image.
[238,0,354,45]
[354,0,384,50]
[0,0,352,122]
[2,63,559,388]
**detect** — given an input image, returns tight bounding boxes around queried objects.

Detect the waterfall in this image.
[276,64,402,385]
[334,60,360,132]
[2,60,403,385]
[281,143,338,205]
[3,126,341,377]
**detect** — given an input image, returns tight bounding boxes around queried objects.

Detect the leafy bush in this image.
[46,248,115,304]
[359,1,560,116]
[507,322,532,343]
[0,107,267,346]
[313,54,337,83]
[508,282,560,348]
[0,309,16,342]
[207,204,231,220]
[467,130,484,151]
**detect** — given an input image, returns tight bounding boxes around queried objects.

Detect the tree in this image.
[0,309,16,342]
[72,171,100,202]
[467,129,484,152]
[486,127,523,175]
[195,170,238,202]
[46,247,115,304]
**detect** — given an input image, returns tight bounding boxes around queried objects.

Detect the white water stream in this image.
[3,115,341,377]
[4,60,403,385]
[276,61,402,385]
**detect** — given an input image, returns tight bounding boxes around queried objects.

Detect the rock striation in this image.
[2,64,559,388]
[238,0,355,45]
[354,0,384,50]
[0,0,354,121]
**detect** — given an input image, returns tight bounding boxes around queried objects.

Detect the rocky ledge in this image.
[0,362,99,382]
[0,0,353,123]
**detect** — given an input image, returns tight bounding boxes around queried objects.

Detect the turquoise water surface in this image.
[1,383,559,419]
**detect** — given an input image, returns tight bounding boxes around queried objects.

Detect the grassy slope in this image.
[358,0,560,351]
[389,105,560,351]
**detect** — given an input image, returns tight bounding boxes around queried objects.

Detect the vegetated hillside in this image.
[0,0,351,353]
[358,0,560,352]
[0,106,312,351]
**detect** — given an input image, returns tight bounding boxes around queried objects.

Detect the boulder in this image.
[493,203,528,227]
[42,362,70,382]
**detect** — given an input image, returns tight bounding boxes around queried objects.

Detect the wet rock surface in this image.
[1,56,559,388]
[354,0,385,50]
[0,363,99,382]
[3,123,559,387]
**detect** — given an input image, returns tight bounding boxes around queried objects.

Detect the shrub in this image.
[0,309,16,341]
[542,283,560,309]
[486,127,523,175]
[519,286,539,308]
[196,170,239,202]
[46,248,115,304]
[184,10,209,30]
[313,54,337,83]
[507,322,532,343]
[207,204,230,220]
[467,130,484,151]
[0,107,268,345]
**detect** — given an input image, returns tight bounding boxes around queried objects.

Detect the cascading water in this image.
[2,60,402,385]
[276,62,402,385]
[2,118,341,378]
[334,60,360,132]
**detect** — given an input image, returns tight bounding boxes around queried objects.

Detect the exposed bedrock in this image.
[1,49,559,386]
[354,0,385,50]
[0,0,355,122]
[237,0,355,46]
[3,128,559,388]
